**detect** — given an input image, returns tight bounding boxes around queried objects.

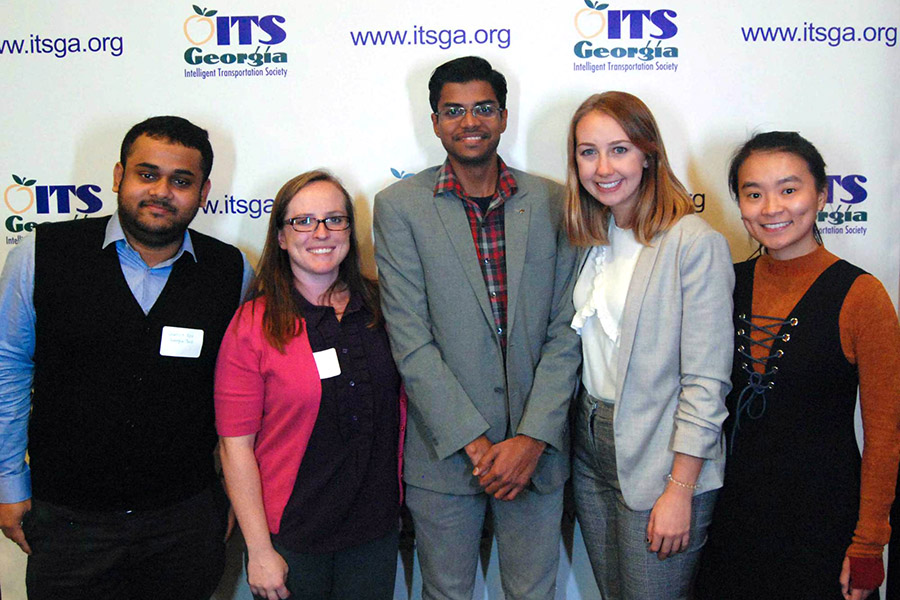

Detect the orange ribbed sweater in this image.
[749,245,900,588]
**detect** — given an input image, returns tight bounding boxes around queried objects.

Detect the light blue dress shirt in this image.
[0,213,253,503]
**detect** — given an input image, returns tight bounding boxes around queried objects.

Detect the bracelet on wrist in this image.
[665,473,699,491]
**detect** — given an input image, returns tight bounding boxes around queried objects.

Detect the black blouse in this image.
[273,289,401,554]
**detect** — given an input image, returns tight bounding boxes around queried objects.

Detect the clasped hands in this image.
[464,434,545,501]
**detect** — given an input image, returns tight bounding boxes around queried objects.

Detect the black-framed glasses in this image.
[284,215,351,233]
[435,102,502,121]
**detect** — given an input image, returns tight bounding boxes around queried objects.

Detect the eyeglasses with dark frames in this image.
[283,215,351,233]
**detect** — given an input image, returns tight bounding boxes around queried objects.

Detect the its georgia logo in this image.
[4,175,36,214]
[184,5,217,45]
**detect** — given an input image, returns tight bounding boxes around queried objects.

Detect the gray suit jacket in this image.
[374,166,580,495]
[579,214,734,510]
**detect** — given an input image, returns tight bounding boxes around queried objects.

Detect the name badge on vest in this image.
[159,326,204,358]
[313,348,341,379]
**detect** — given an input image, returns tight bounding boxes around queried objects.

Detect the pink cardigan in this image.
[214,298,406,534]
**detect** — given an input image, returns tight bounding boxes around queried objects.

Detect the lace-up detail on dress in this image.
[728,312,798,453]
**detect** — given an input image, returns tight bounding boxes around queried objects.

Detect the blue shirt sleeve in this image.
[0,236,35,503]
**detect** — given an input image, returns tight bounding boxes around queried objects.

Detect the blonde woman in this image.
[565,91,733,599]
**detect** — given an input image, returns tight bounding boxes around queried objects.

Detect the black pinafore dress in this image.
[695,258,872,599]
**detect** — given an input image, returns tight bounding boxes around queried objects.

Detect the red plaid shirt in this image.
[433,158,518,348]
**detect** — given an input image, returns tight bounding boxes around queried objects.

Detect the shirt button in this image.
[496,327,503,336]
[483,258,490,264]
[490,292,497,297]
[349,381,355,387]
[342,348,349,354]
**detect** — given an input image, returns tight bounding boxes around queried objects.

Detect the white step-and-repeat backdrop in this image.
[2,1,898,598]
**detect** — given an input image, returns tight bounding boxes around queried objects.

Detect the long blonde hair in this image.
[564,91,693,247]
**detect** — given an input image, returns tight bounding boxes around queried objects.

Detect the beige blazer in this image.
[579,214,734,510]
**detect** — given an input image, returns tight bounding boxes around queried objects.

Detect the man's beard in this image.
[117,195,198,249]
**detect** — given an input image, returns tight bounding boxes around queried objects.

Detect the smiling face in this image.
[431,80,507,168]
[574,110,648,227]
[113,134,210,251]
[277,179,351,292]
[737,150,827,261]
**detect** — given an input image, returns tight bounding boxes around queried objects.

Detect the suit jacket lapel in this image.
[615,235,661,402]
[433,192,495,327]
[576,246,590,276]
[503,188,529,335]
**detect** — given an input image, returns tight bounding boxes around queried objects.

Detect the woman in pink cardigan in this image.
[215,170,405,600]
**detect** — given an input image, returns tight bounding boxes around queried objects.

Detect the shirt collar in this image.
[291,286,364,328]
[102,210,197,264]
[433,157,518,206]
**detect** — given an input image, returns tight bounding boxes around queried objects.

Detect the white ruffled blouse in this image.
[571,220,643,402]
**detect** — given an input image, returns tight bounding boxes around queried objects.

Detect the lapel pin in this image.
[518,209,525,214]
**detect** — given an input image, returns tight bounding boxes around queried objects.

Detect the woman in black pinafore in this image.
[695,132,900,600]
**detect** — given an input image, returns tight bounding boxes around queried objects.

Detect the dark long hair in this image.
[248,170,381,353]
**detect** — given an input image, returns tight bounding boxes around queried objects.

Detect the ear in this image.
[199,179,211,208]
[112,162,124,193]
[498,108,508,135]
[278,225,289,250]
[816,187,828,212]
[431,112,440,137]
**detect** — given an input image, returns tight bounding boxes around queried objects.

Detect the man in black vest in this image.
[0,116,252,599]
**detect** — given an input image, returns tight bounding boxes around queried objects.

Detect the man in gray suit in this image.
[374,56,580,599]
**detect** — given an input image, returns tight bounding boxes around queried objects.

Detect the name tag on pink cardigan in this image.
[313,347,341,379]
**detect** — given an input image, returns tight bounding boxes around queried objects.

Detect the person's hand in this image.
[473,435,546,501]
[0,499,32,555]
[464,435,493,468]
[839,556,876,600]
[646,485,691,560]
[247,546,290,600]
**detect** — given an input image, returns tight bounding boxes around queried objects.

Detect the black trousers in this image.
[264,529,399,600]
[23,484,228,600]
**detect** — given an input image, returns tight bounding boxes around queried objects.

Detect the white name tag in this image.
[159,326,204,358]
[313,348,341,379]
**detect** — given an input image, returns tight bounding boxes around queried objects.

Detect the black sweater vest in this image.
[31,216,243,510]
